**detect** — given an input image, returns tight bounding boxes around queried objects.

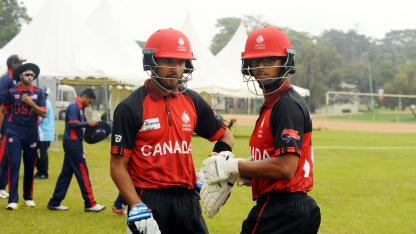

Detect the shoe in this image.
[48,204,69,211]
[6,203,18,210]
[34,174,48,179]
[0,189,9,198]
[85,204,106,212]
[25,200,36,207]
[112,206,127,216]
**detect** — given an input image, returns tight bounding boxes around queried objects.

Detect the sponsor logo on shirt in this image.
[8,137,13,143]
[141,140,191,157]
[14,94,20,99]
[31,94,38,100]
[140,118,161,132]
[30,142,37,148]
[281,129,300,143]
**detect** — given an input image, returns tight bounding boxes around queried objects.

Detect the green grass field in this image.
[0,125,415,233]
[316,111,416,123]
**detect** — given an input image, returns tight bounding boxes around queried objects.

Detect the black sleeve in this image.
[185,90,225,141]
[110,103,141,157]
[270,99,305,156]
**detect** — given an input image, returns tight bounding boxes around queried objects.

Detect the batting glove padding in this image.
[202,151,245,185]
[201,174,238,218]
[127,203,161,234]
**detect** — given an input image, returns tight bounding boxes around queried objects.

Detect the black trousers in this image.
[131,187,208,234]
[241,192,321,234]
[36,141,51,176]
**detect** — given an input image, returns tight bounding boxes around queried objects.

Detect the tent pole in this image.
[104,78,111,128]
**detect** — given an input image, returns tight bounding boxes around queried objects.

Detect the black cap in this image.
[84,122,112,144]
[13,63,40,81]
[6,55,27,67]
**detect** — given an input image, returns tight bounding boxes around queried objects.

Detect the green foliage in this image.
[322,29,371,63]
[210,17,241,55]
[0,0,31,48]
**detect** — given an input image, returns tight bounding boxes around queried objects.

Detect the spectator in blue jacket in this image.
[35,87,54,179]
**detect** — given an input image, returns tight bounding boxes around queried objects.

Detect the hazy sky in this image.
[22,0,415,46]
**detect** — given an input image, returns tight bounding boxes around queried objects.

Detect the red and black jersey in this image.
[249,81,314,200]
[111,80,225,190]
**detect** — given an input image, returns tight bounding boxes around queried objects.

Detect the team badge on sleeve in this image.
[281,129,300,143]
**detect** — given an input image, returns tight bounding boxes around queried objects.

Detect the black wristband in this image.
[213,141,232,153]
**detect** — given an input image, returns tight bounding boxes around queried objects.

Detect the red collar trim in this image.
[145,79,178,101]
[75,98,84,108]
[17,84,34,93]
[263,80,293,108]
[7,69,13,78]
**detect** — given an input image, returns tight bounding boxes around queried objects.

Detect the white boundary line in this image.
[314,146,416,150]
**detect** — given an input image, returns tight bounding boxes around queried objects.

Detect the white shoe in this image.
[85,204,106,212]
[0,189,9,199]
[25,200,36,207]
[48,204,69,211]
[6,203,18,210]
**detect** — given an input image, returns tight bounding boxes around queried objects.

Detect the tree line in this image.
[211,16,416,112]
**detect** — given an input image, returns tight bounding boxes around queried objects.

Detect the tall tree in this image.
[294,37,342,111]
[322,29,371,63]
[210,17,241,55]
[383,60,416,109]
[0,0,31,48]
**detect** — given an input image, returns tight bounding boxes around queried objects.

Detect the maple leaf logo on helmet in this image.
[256,34,264,44]
[255,34,265,50]
[178,37,185,46]
[177,37,186,51]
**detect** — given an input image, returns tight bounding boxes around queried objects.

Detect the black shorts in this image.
[241,192,321,234]
[131,187,208,234]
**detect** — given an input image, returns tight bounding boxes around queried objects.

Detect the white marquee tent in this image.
[86,0,146,85]
[1,0,143,85]
[180,14,225,91]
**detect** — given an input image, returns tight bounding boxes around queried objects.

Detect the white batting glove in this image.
[201,174,238,218]
[202,151,245,184]
[127,203,161,234]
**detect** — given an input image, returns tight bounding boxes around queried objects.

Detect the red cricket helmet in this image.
[143,28,196,73]
[240,26,296,96]
[241,26,293,59]
[144,28,195,60]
